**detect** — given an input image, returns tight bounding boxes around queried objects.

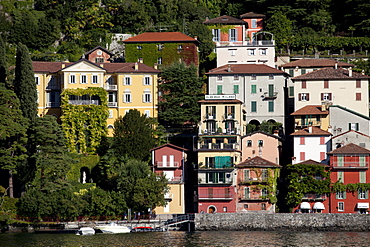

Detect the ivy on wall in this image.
[332,182,370,193]
[67,154,100,182]
[61,88,109,154]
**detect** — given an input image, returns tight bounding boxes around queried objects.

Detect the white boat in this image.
[76,227,95,235]
[94,222,131,234]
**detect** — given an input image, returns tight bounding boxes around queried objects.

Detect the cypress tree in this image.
[14,43,37,126]
[0,36,6,86]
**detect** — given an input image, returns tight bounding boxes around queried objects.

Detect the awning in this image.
[357,203,369,209]
[313,202,325,210]
[300,202,311,209]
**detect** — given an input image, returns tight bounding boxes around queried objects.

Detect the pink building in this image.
[240,12,265,41]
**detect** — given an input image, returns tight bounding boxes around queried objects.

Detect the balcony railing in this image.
[204,114,216,120]
[238,196,269,201]
[108,102,118,107]
[46,102,60,108]
[198,179,233,184]
[105,85,118,91]
[295,120,321,128]
[198,163,234,169]
[69,100,99,105]
[157,162,180,168]
[332,162,368,169]
[197,143,238,150]
[167,177,183,183]
[198,193,233,200]
[263,92,278,99]
[302,193,327,201]
[215,40,275,47]
[239,178,268,184]
[223,114,235,120]
[202,128,238,135]
[164,193,173,200]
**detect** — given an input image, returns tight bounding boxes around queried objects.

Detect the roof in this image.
[295,159,329,167]
[150,143,189,152]
[84,46,113,56]
[329,105,370,121]
[242,131,282,141]
[198,99,243,104]
[332,130,370,140]
[291,126,332,136]
[291,105,329,116]
[206,64,288,75]
[281,59,354,68]
[292,67,370,80]
[33,60,159,74]
[240,12,266,19]
[203,15,247,25]
[328,143,370,155]
[236,156,281,168]
[122,32,198,43]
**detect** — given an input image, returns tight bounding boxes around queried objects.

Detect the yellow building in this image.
[33,48,159,136]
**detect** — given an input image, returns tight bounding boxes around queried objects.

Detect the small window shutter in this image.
[366,190,368,199]
[228,29,231,41]
[307,93,310,101]
[298,93,301,101]
[356,123,359,131]
[349,123,351,131]
[321,93,324,100]
[343,191,346,199]
[358,190,361,199]
[329,93,332,100]
[142,94,145,103]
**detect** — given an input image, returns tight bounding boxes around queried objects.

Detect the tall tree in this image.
[0,36,6,86]
[158,62,204,126]
[265,12,294,52]
[0,84,28,198]
[113,109,156,161]
[13,43,37,126]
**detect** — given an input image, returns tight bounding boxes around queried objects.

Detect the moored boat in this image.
[76,227,95,235]
[94,222,130,234]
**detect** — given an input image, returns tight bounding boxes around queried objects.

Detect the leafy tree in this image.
[187,21,214,63]
[13,43,38,126]
[113,109,156,161]
[158,62,204,126]
[0,36,6,85]
[0,84,28,198]
[265,12,293,52]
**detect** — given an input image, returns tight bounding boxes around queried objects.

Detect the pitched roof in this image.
[240,12,266,19]
[122,32,198,43]
[206,64,288,75]
[203,15,247,25]
[281,59,353,68]
[198,99,243,104]
[292,67,370,80]
[295,159,329,167]
[329,105,370,120]
[33,61,159,74]
[236,156,281,168]
[150,143,189,152]
[84,46,113,56]
[332,130,370,140]
[291,105,329,116]
[328,143,370,154]
[290,126,332,136]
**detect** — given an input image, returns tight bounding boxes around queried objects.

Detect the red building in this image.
[328,143,370,214]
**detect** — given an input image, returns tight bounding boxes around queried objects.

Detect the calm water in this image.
[1,231,370,247]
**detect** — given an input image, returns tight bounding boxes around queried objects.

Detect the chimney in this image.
[308,125,313,133]
[327,125,332,134]
[321,103,326,111]
[227,65,232,72]
[362,70,365,75]
[273,130,279,136]
[62,63,65,69]
[349,67,352,77]
[335,61,338,69]
[154,63,158,70]
[100,63,104,68]
[134,62,138,71]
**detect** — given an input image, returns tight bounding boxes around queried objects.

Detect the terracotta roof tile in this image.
[292,67,370,80]
[203,15,247,25]
[328,143,370,154]
[295,159,329,167]
[291,105,329,116]
[236,156,281,168]
[206,64,288,75]
[291,126,332,136]
[281,59,354,68]
[122,32,198,43]
[240,12,266,18]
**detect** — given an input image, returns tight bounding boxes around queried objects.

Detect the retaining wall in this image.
[195,213,370,231]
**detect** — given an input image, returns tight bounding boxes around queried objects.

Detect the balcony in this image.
[201,128,238,136]
[263,92,278,99]
[108,102,118,107]
[164,193,173,200]
[46,83,60,90]
[167,177,183,183]
[198,193,233,200]
[238,196,269,201]
[204,114,216,121]
[69,100,99,105]
[295,120,321,129]
[239,177,268,184]
[46,102,60,108]
[215,40,275,47]
[223,114,235,121]
[332,162,368,169]
[198,163,234,169]
[197,143,238,150]
[105,85,117,91]
[302,193,327,201]
[156,162,180,168]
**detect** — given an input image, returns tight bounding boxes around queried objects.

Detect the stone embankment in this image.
[195,213,370,231]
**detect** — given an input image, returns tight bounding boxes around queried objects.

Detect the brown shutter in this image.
[298,93,301,101]
[307,93,310,101]
[321,93,323,100]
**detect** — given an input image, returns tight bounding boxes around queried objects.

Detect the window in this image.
[302,80,307,88]
[69,75,76,84]
[144,110,150,118]
[268,101,274,112]
[92,75,98,84]
[300,152,305,161]
[289,69,294,77]
[157,57,162,64]
[268,84,274,97]
[217,75,222,81]
[300,137,305,145]
[244,169,250,181]
[229,49,236,56]
[143,93,151,103]
[251,101,257,112]
[360,171,366,183]
[336,191,346,199]
[258,140,263,147]
[247,140,252,147]
[248,49,255,56]
[301,69,306,75]
[289,86,294,97]
[360,156,366,167]
[177,45,183,51]
[324,80,329,88]
[229,29,237,42]
[356,93,361,101]
[108,110,113,119]
[262,169,268,180]
[223,207,227,212]
[108,124,114,129]
[244,187,250,199]
[320,137,325,145]
[81,75,87,84]
[157,44,163,51]
[244,204,248,209]
[234,75,239,80]
[356,79,361,88]
[251,74,257,80]
[261,188,268,197]
[338,171,344,183]
[268,74,274,80]
[137,45,142,50]
[321,93,332,101]
[299,93,309,101]
[251,85,257,94]
[358,189,368,199]
[261,203,266,210]
[217,85,223,94]
[95,58,104,63]
[124,76,131,85]
[260,49,267,55]
[349,123,359,131]
[212,29,220,42]
[233,85,239,94]
[252,19,257,28]
[144,76,151,85]
[338,202,344,211]
[35,76,39,85]
[123,93,131,103]
[320,152,326,161]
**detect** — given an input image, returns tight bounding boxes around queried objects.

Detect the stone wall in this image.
[195,213,370,231]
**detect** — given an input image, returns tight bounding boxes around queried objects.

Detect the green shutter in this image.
[251,101,257,112]
[289,86,294,97]
[366,190,369,199]
[360,171,366,183]
[360,156,366,166]
[217,85,222,94]
[268,84,274,97]
[268,101,274,112]
[343,191,346,199]
[234,85,239,94]
[251,85,256,94]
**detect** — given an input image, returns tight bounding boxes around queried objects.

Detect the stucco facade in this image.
[332,130,370,150]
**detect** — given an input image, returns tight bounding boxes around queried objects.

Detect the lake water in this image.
[1,231,370,246]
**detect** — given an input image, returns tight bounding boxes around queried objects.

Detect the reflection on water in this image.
[1,231,370,247]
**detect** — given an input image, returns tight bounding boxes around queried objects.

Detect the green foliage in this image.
[265,12,293,51]
[67,154,100,182]
[0,197,18,224]
[187,21,214,63]
[158,62,204,126]
[61,87,109,154]
[246,121,282,135]
[0,36,6,85]
[113,109,156,161]
[285,164,331,208]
